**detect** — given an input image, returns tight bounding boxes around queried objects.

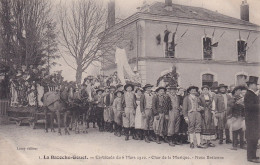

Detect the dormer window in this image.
[203,37,213,60]
[237,40,246,62]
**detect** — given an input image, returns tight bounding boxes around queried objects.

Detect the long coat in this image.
[214,94,233,113]
[214,93,233,129]
[244,90,260,140]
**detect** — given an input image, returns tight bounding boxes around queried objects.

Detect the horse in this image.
[43,87,71,135]
[68,86,90,134]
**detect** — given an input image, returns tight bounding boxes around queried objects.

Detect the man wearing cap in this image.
[140,84,155,143]
[94,88,105,132]
[152,86,172,144]
[122,83,137,141]
[166,85,181,146]
[244,76,260,163]
[214,84,233,144]
[183,86,204,149]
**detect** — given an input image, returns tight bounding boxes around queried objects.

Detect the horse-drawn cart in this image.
[8,106,36,126]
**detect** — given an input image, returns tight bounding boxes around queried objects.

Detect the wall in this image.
[146,60,260,89]
[144,20,260,62]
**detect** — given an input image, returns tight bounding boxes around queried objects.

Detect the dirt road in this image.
[0,124,258,165]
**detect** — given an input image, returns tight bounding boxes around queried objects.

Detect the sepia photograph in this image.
[0,0,260,165]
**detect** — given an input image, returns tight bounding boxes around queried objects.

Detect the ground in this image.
[0,123,259,165]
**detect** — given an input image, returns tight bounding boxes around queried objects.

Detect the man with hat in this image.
[183,85,205,148]
[214,83,233,144]
[140,84,155,143]
[104,86,116,132]
[94,88,105,132]
[113,90,124,137]
[166,85,181,146]
[152,86,172,144]
[244,76,260,163]
[122,83,137,141]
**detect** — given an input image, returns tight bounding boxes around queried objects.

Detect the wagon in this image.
[8,106,36,127]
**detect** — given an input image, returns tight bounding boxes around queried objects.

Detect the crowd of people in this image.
[6,65,260,163]
[57,74,259,163]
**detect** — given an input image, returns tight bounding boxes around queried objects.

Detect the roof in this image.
[142,2,258,27]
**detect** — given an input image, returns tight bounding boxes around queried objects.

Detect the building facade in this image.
[103,1,260,89]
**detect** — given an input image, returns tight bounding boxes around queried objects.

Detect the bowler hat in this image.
[246,76,259,85]
[143,84,153,91]
[124,83,134,91]
[156,86,167,92]
[187,86,199,93]
[231,85,247,95]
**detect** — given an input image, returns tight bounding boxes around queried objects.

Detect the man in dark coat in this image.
[244,76,260,163]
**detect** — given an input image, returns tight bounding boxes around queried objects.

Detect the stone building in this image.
[103,0,260,88]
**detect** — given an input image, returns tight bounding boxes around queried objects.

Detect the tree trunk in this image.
[76,65,83,87]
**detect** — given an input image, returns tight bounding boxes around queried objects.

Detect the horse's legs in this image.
[44,108,48,133]
[50,112,55,132]
[75,111,80,134]
[69,111,74,131]
[56,111,61,135]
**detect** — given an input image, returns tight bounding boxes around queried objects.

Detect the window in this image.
[202,74,214,87]
[164,31,176,58]
[203,37,212,60]
[237,40,246,61]
[236,74,247,85]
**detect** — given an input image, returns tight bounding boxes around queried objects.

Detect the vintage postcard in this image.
[0,0,259,165]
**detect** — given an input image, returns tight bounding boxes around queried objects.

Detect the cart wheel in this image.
[16,120,22,126]
[29,121,35,129]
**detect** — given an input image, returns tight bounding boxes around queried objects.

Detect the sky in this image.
[53,0,260,81]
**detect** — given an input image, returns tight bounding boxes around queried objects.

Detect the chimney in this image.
[240,0,249,21]
[107,0,115,28]
[165,0,173,11]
